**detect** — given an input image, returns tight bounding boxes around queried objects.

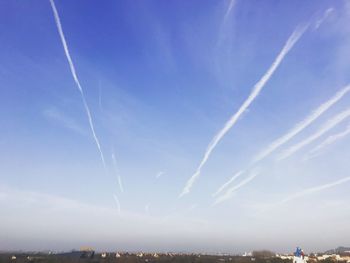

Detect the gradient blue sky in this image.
[1,0,350,253]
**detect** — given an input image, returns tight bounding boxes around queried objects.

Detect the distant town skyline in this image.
[0,0,350,253]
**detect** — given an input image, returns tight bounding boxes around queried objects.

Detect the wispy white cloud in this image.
[314,8,334,29]
[216,0,236,47]
[225,85,350,200]
[113,194,121,215]
[117,176,124,193]
[49,0,107,170]
[278,176,350,205]
[278,108,350,160]
[213,169,260,205]
[254,84,350,163]
[180,24,308,197]
[222,0,236,26]
[112,152,124,193]
[304,124,350,160]
[212,170,244,197]
[43,107,87,136]
[156,171,164,179]
[211,9,346,200]
[214,0,237,86]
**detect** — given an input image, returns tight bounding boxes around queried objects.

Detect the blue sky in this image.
[1,0,350,253]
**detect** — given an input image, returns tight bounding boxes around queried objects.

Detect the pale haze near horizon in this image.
[0,0,350,254]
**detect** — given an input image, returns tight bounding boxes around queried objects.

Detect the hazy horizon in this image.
[1,0,350,253]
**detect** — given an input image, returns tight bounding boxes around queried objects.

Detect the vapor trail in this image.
[278,108,350,160]
[314,8,334,29]
[279,176,350,205]
[180,24,308,197]
[227,84,350,198]
[49,0,106,169]
[215,0,236,80]
[156,171,164,179]
[254,84,350,163]
[213,170,260,205]
[212,170,244,197]
[112,153,124,193]
[117,176,124,193]
[223,0,236,25]
[113,194,121,215]
[304,124,350,160]
[212,9,342,200]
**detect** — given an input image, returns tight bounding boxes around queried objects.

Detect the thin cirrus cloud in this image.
[278,176,350,205]
[215,84,350,205]
[209,8,341,205]
[222,0,236,25]
[278,107,350,161]
[3,0,350,252]
[217,0,236,44]
[112,152,124,193]
[212,170,244,197]
[156,171,164,179]
[213,169,260,206]
[304,124,350,160]
[49,0,107,170]
[179,23,308,198]
[314,8,334,29]
[254,84,350,163]
[43,107,88,137]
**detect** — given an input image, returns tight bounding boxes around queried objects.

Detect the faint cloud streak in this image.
[304,124,350,160]
[213,169,260,205]
[180,24,308,197]
[212,170,244,197]
[278,107,350,160]
[278,176,350,205]
[49,0,107,170]
[43,107,87,136]
[254,84,350,163]
[112,152,124,193]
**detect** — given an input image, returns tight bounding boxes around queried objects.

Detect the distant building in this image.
[317,254,340,261]
[278,255,294,260]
